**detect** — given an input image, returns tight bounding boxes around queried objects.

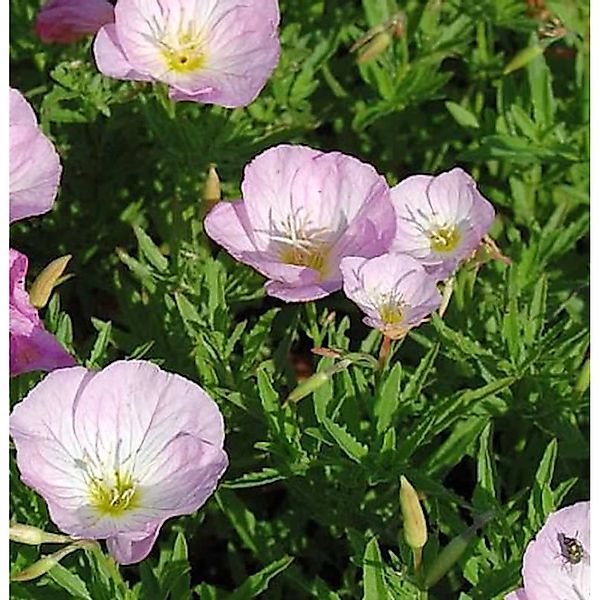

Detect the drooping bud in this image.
[423,512,494,589]
[11,540,97,582]
[286,359,352,404]
[400,476,428,571]
[29,254,72,309]
[9,523,73,546]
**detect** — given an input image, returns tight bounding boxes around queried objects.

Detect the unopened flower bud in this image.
[203,163,221,213]
[29,254,72,309]
[400,476,428,551]
[357,32,392,63]
[9,523,72,546]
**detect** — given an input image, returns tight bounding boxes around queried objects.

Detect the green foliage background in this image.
[10,0,589,598]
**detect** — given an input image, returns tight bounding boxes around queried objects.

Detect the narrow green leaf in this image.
[363,537,388,600]
[47,564,93,600]
[229,556,294,599]
[133,226,168,272]
[400,344,439,403]
[445,101,480,128]
[87,320,112,368]
[323,418,368,462]
[375,363,402,434]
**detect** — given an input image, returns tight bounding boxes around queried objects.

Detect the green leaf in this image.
[528,439,558,529]
[400,344,439,403]
[503,43,547,75]
[133,226,168,272]
[229,556,294,599]
[375,363,402,434]
[322,418,368,462]
[362,537,388,600]
[87,320,112,368]
[502,298,521,363]
[47,564,92,600]
[445,101,480,128]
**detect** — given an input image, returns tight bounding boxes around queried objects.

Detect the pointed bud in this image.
[286,359,352,404]
[400,476,428,551]
[9,523,73,546]
[357,31,392,63]
[29,255,72,309]
[203,163,221,213]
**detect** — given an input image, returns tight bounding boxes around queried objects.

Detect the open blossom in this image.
[35,0,114,44]
[10,360,228,565]
[10,88,62,223]
[390,168,495,279]
[340,253,441,339]
[10,249,75,377]
[505,501,590,600]
[93,0,280,108]
[204,144,396,302]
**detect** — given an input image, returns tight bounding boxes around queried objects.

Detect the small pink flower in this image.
[10,360,229,565]
[10,249,76,377]
[93,0,280,108]
[505,501,590,600]
[340,253,441,338]
[204,144,396,302]
[35,0,114,44]
[390,168,495,279]
[10,88,62,223]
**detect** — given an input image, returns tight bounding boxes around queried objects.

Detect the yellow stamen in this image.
[280,246,329,276]
[162,31,205,74]
[429,226,461,253]
[379,303,405,326]
[89,471,138,517]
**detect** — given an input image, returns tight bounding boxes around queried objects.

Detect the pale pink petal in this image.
[9,367,94,514]
[505,590,528,600]
[9,360,228,564]
[340,253,441,336]
[206,144,395,301]
[107,527,161,565]
[9,88,62,223]
[35,0,114,44]
[9,88,37,127]
[169,0,280,106]
[93,24,152,81]
[98,0,279,108]
[390,168,495,278]
[522,501,590,600]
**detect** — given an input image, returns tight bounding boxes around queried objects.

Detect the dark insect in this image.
[558,532,584,565]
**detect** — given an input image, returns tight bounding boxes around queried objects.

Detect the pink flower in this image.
[10,88,62,223]
[204,144,396,302]
[505,501,590,600]
[93,0,280,108]
[390,168,495,279]
[10,249,76,377]
[340,253,441,339]
[10,360,229,565]
[35,0,114,44]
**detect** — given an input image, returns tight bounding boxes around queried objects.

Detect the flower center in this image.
[280,244,330,275]
[429,225,461,253]
[379,303,405,326]
[161,33,205,74]
[89,471,138,517]
[271,211,334,279]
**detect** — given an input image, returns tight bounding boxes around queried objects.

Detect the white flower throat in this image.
[268,208,336,277]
